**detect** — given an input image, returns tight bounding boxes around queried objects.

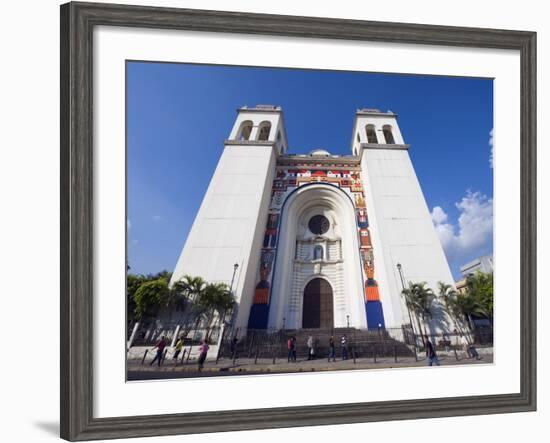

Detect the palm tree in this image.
[177,275,206,301]
[402,282,435,345]
[437,281,465,334]
[172,275,207,332]
[454,293,483,332]
[212,284,235,327]
[401,286,421,338]
[199,282,234,327]
[198,283,234,342]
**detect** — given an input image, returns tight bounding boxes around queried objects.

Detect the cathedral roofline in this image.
[224,139,276,146]
[277,153,361,166]
[237,105,282,113]
[355,108,398,117]
[360,142,410,150]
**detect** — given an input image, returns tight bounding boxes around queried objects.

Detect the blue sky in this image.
[127,61,493,281]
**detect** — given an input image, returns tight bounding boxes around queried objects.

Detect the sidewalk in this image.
[127,350,493,380]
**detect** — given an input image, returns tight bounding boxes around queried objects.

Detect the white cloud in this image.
[489,128,494,168]
[152,215,162,221]
[431,191,493,262]
[430,206,448,225]
[127,219,131,229]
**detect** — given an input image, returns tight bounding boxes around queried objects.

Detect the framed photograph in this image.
[60,1,536,440]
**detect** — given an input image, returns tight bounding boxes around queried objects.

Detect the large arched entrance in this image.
[267,183,368,330]
[302,278,334,329]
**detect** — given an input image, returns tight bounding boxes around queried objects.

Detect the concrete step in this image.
[221,328,415,358]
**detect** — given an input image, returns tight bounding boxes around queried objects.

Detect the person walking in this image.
[442,333,450,353]
[287,336,294,363]
[464,335,482,361]
[172,336,184,364]
[230,336,238,358]
[425,335,440,366]
[460,333,471,359]
[341,335,348,360]
[149,335,167,367]
[468,343,482,360]
[291,336,297,362]
[197,339,209,372]
[307,335,314,360]
[328,336,336,362]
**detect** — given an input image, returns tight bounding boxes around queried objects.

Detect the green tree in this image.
[148,270,172,281]
[127,274,145,321]
[128,272,237,338]
[402,282,435,343]
[127,270,173,321]
[206,283,234,326]
[171,275,208,330]
[464,271,493,323]
[436,281,465,334]
[177,275,206,302]
[133,278,170,320]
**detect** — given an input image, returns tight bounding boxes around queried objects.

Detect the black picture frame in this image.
[60,1,537,440]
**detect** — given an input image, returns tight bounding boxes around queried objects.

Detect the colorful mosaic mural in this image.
[248,163,386,329]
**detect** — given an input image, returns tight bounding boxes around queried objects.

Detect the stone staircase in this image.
[220,327,415,360]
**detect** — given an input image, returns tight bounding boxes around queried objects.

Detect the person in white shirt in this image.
[460,334,471,359]
[341,335,348,360]
[307,336,314,360]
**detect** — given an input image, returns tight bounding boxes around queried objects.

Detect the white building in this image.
[170,105,455,332]
[460,255,494,277]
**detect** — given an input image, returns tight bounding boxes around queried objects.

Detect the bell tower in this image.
[354,108,455,330]
[228,105,288,155]
[171,105,286,330]
[351,108,405,155]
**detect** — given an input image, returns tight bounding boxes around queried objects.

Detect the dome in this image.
[309,149,331,156]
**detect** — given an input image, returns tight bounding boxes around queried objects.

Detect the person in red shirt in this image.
[197,340,210,371]
[150,336,167,367]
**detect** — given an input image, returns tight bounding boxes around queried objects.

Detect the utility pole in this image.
[397,263,415,331]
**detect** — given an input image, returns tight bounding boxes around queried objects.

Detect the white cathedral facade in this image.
[170,105,455,332]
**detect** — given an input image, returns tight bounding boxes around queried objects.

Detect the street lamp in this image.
[229,263,239,296]
[225,263,239,327]
[397,263,415,331]
[346,315,350,328]
[216,263,239,361]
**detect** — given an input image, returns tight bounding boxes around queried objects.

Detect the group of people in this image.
[287,334,350,363]
[146,331,482,370]
[149,335,210,371]
[424,332,482,366]
[327,335,349,362]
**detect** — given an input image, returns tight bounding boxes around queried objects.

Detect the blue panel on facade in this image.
[365,301,386,329]
[248,304,270,329]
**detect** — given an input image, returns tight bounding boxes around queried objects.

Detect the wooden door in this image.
[302,278,333,329]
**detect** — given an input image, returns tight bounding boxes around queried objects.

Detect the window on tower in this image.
[366,125,378,143]
[258,121,271,141]
[313,245,324,260]
[238,121,253,140]
[383,125,395,144]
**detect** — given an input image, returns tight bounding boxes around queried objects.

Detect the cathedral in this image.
[170,105,455,332]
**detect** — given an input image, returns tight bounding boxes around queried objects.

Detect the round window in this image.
[308,215,330,235]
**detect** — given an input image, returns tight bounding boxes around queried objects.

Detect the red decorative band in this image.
[253,288,269,304]
[365,286,380,302]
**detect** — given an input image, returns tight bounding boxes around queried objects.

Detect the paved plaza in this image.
[127,350,493,380]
